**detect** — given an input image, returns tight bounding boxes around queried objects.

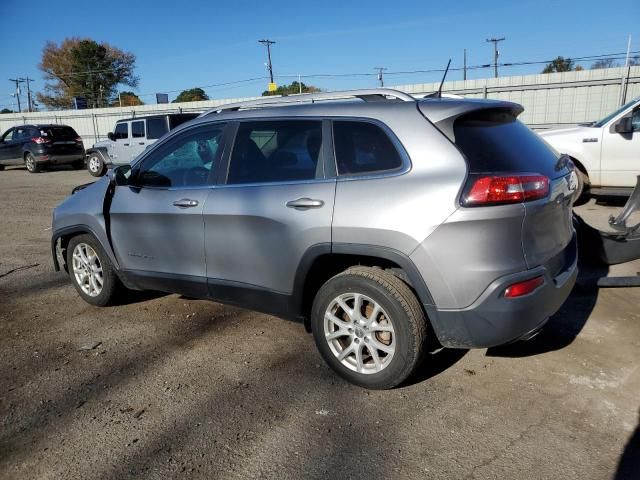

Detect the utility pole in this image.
[258,39,276,85]
[374,67,387,87]
[18,77,34,112]
[486,37,505,78]
[463,49,467,81]
[8,78,21,112]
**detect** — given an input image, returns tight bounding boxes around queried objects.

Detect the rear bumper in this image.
[35,153,85,165]
[429,235,578,349]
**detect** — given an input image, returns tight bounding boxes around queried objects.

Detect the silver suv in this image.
[51,89,578,389]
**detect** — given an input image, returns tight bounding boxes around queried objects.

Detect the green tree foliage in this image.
[542,56,581,73]
[37,38,138,109]
[173,88,209,103]
[112,91,144,106]
[262,81,321,96]
[1,108,15,114]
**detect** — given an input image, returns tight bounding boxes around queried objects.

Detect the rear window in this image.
[38,126,78,140]
[168,114,198,130]
[146,117,168,139]
[131,120,145,138]
[453,110,563,178]
[333,121,403,175]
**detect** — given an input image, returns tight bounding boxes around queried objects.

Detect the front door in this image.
[109,122,228,295]
[204,119,335,309]
[110,122,131,165]
[129,119,148,161]
[600,106,640,188]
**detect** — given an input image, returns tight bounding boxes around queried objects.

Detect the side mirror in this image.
[107,132,116,141]
[107,164,132,186]
[613,115,633,134]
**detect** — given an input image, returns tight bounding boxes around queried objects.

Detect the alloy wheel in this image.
[72,243,104,297]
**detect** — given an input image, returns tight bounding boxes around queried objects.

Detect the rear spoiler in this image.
[418,99,524,141]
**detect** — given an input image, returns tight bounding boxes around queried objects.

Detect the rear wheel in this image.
[573,168,591,206]
[67,234,121,306]
[311,266,427,389]
[87,153,105,177]
[25,153,41,173]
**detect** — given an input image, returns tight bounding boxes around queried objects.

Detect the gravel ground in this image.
[1,166,639,480]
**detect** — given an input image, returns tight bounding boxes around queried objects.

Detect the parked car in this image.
[86,113,199,176]
[540,96,640,200]
[0,124,85,173]
[52,89,578,389]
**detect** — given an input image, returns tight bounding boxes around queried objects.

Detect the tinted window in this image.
[454,109,562,178]
[228,120,323,184]
[114,123,128,140]
[147,117,168,139]
[632,108,640,132]
[136,124,225,188]
[333,121,403,175]
[38,126,78,140]
[169,114,198,129]
[131,121,145,138]
[2,129,14,141]
[15,128,30,139]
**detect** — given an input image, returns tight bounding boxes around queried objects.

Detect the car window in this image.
[333,121,403,175]
[632,108,640,132]
[147,117,168,139]
[38,126,78,140]
[227,120,323,184]
[15,128,29,140]
[132,121,145,138]
[2,129,14,141]
[114,123,128,140]
[136,124,225,188]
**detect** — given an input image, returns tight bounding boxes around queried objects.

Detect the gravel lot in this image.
[1,166,639,480]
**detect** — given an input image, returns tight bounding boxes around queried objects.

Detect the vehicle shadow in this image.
[614,409,640,480]
[402,348,468,386]
[113,289,169,306]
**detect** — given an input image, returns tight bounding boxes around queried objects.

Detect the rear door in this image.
[109,122,228,295]
[452,109,575,271]
[0,128,19,163]
[204,119,335,299]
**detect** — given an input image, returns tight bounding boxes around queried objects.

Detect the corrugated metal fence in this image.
[1,66,638,148]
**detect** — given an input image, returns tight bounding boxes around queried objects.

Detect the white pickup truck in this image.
[540,97,640,199]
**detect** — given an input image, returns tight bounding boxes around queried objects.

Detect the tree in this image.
[591,58,620,70]
[262,81,321,96]
[112,91,144,106]
[542,56,581,73]
[37,38,138,109]
[1,108,15,114]
[173,88,209,103]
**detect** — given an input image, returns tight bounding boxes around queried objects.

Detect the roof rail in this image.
[200,88,415,116]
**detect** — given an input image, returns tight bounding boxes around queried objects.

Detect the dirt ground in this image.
[1,166,638,480]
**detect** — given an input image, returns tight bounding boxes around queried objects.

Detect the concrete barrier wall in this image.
[0,66,638,149]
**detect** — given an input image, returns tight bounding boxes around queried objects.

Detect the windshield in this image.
[593,98,640,128]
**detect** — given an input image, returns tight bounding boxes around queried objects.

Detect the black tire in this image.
[311,266,427,389]
[25,153,41,173]
[87,153,106,177]
[573,169,591,206]
[72,159,85,170]
[66,234,122,306]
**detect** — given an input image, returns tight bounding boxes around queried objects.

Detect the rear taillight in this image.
[31,137,51,144]
[75,137,83,143]
[462,174,549,207]
[504,276,545,298]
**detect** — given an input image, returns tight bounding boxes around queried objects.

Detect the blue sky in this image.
[0,0,638,108]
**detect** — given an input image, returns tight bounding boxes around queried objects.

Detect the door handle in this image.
[173,198,199,208]
[138,142,145,145]
[123,143,130,146]
[286,197,324,210]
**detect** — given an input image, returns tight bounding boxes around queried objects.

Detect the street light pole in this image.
[259,39,276,84]
[486,37,505,78]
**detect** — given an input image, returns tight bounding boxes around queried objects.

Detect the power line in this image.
[374,67,387,87]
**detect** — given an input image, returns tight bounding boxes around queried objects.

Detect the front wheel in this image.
[67,234,121,306]
[25,153,41,173]
[311,266,427,389]
[87,153,105,177]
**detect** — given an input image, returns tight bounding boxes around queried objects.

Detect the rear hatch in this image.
[451,108,575,272]
[38,126,84,155]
